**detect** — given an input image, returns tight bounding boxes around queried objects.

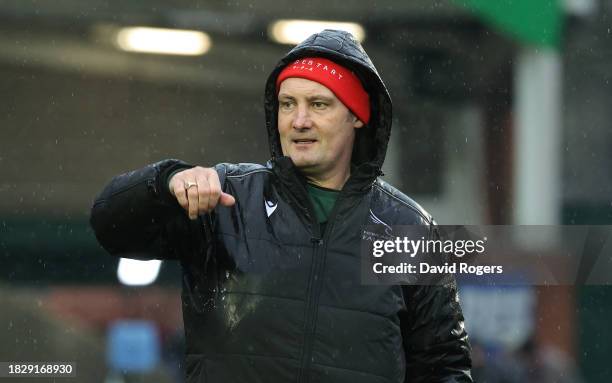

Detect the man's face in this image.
[277,77,364,180]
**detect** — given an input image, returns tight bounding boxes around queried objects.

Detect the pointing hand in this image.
[168,167,235,220]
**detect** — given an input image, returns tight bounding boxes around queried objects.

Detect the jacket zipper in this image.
[298,192,343,383]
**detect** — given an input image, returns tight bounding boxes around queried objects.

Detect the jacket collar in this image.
[270,156,379,195]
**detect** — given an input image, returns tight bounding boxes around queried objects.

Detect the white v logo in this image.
[265,199,278,217]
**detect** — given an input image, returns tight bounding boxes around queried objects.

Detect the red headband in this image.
[276,57,370,124]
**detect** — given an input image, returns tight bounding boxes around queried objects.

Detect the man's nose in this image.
[293,105,312,129]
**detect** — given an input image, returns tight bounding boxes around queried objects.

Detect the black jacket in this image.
[91,30,472,383]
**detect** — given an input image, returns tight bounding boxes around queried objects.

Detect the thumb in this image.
[219,192,236,207]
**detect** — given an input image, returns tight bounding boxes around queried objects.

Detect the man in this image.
[91,29,472,382]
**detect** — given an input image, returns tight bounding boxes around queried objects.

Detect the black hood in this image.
[264,29,393,183]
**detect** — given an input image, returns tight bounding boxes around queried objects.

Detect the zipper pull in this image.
[310,237,323,245]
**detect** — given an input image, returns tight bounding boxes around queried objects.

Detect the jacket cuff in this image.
[156,160,194,206]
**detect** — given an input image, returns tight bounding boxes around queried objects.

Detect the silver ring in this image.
[184,180,198,189]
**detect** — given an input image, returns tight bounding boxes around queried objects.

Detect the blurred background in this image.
[1,0,611,381]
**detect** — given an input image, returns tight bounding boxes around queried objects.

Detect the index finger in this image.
[206,169,223,211]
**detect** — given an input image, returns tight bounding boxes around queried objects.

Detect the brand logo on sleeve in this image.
[362,209,393,240]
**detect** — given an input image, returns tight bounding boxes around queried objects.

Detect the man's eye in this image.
[280,101,294,109]
[312,102,327,109]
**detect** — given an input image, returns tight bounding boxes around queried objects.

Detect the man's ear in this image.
[347,111,364,128]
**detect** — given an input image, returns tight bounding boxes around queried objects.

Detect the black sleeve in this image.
[401,223,473,383]
[89,159,198,260]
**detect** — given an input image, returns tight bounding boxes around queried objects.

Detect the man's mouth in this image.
[293,139,317,144]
